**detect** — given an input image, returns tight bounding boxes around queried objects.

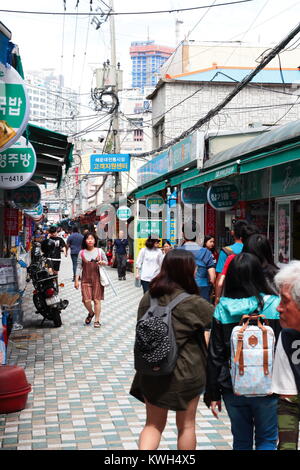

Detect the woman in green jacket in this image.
[130,249,214,450]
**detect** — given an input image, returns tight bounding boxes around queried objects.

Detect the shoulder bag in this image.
[98,249,110,287]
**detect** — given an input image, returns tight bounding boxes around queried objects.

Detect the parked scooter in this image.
[27,248,68,327]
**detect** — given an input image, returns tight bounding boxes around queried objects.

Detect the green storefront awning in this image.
[135,181,167,199]
[240,142,300,174]
[24,123,74,187]
[181,163,238,190]
[169,167,200,187]
[203,120,300,172]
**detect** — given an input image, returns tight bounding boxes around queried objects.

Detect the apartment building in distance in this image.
[25,69,79,135]
[130,40,175,89]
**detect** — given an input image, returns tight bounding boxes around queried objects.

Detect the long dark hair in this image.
[145,236,160,249]
[224,253,277,304]
[149,249,199,298]
[242,234,279,283]
[203,234,214,249]
[81,232,98,249]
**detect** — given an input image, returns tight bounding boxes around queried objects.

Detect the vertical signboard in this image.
[166,190,177,246]
[205,204,216,236]
[276,200,290,265]
[4,208,19,236]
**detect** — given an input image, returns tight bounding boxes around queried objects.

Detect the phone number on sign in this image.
[0,175,24,182]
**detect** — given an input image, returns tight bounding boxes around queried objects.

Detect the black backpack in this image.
[134,292,192,376]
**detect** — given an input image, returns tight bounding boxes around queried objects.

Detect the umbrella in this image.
[104,268,118,297]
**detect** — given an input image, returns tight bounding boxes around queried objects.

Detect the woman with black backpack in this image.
[130,249,214,450]
[204,252,281,450]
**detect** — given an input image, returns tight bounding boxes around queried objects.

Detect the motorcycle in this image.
[27,247,68,327]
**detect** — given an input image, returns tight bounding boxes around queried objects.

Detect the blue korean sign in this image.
[137,132,200,186]
[90,154,130,172]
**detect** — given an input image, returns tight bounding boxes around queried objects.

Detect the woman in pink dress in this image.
[74,232,108,328]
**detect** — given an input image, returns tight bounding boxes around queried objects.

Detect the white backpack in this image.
[230,314,275,397]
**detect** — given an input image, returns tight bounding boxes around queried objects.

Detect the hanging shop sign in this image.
[134,219,163,264]
[181,186,207,205]
[116,206,132,221]
[0,63,30,152]
[137,219,162,239]
[145,194,164,214]
[8,180,41,209]
[207,183,239,211]
[0,136,37,189]
[90,154,130,172]
[24,202,43,220]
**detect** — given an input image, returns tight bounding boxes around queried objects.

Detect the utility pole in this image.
[109,0,122,201]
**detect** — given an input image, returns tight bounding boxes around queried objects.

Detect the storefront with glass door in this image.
[272,159,300,265]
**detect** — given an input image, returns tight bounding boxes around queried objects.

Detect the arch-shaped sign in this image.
[9,180,41,209]
[207,183,239,211]
[0,64,30,152]
[0,136,37,189]
[145,194,164,214]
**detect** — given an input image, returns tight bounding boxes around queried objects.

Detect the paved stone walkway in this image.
[0,257,233,450]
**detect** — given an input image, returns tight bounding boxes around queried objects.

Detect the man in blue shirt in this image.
[66,226,84,281]
[112,230,129,280]
[180,222,215,302]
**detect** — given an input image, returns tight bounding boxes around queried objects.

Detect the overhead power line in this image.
[131,21,300,158]
[164,0,218,76]
[0,1,253,16]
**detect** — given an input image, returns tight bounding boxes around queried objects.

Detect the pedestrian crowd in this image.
[131,220,300,451]
[33,221,300,451]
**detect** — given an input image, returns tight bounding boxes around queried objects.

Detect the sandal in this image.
[94,321,101,328]
[85,313,94,325]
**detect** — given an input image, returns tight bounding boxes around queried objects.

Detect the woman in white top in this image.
[136,236,164,293]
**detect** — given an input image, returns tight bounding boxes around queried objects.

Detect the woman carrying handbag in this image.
[74,232,108,328]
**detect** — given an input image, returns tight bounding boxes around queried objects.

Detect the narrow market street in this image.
[0,255,233,451]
